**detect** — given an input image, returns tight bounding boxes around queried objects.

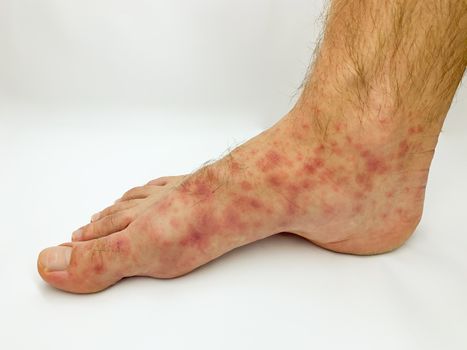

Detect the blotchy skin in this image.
[37,0,466,293]
[37,107,436,293]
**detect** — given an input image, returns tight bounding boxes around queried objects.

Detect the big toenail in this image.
[39,246,72,271]
[72,229,83,241]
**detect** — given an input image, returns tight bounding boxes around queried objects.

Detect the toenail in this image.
[72,229,83,241]
[39,246,72,271]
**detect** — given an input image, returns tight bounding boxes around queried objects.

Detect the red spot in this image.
[360,150,389,174]
[193,182,211,197]
[367,156,388,173]
[301,180,314,189]
[315,144,325,154]
[233,195,263,210]
[381,213,389,220]
[156,198,173,213]
[170,218,180,229]
[223,207,245,230]
[287,184,301,198]
[181,178,215,198]
[90,250,106,274]
[267,174,283,187]
[346,135,353,144]
[302,122,310,130]
[322,202,335,216]
[385,191,395,198]
[353,191,365,200]
[334,122,343,132]
[408,125,424,135]
[195,210,220,233]
[241,181,253,191]
[256,150,282,172]
[93,262,105,274]
[318,168,336,183]
[336,175,349,186]
[228,160,242,174]
[112,237,131,255]
[286,201,299,216]
[398,140,410,158]
[180,229,205,249]
[249,198,263,209]
[352,204,363,214]
[303,158,325,174]
[355,173,373,191]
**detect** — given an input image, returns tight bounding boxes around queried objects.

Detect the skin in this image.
[38,0,467,293]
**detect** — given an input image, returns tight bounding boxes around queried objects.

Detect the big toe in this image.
[37,231,137,293]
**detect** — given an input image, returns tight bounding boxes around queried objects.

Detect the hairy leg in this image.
[299,0,467,129]
[38,0,467,293]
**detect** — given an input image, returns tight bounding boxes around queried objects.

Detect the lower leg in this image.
[38,0,467,293]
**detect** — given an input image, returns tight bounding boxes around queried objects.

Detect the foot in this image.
[37,103,438,293]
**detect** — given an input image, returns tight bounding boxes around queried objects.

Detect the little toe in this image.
[73,211,134,241]
[147,176,179,186]
[38,231,137,293]
[117,185,154,203]
[91,199,141,222]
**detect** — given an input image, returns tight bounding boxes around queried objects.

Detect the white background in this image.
[1,1,466,349]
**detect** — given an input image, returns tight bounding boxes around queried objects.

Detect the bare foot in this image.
[37,0,466,293]
[37,105,435,293]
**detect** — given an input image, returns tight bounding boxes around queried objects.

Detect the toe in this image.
[91,199,141,222]
[147,176,175,186]
[147,175,186,187]
[73,211,134,241]
[38,231,136,293]
[117,186,153,202]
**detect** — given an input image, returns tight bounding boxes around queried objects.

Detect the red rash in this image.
[330,141,343,156]
[113,237,131,254]
[360,149,389,174]
[233,195,264,210]
[354,191,365,200]
[240,181,253,191]
[170,218,180,229]
[180,228,205,249]
[256,150,282,172]
[355,173,373,191]
[352,204,363,214]
[398,140,410,158]
[322,202,336,216]
[315,144,325,154]
[228,160,242,174]
[287,184,301,198]
[408,125,424,135]
[90,251,106,274]
[156,198,173,214]
[334,122,343,132]
[222,206,246,231]
[267,174,283,187]
[303,157,325,174]
[301,180,314,190]
[181,179,213,198]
